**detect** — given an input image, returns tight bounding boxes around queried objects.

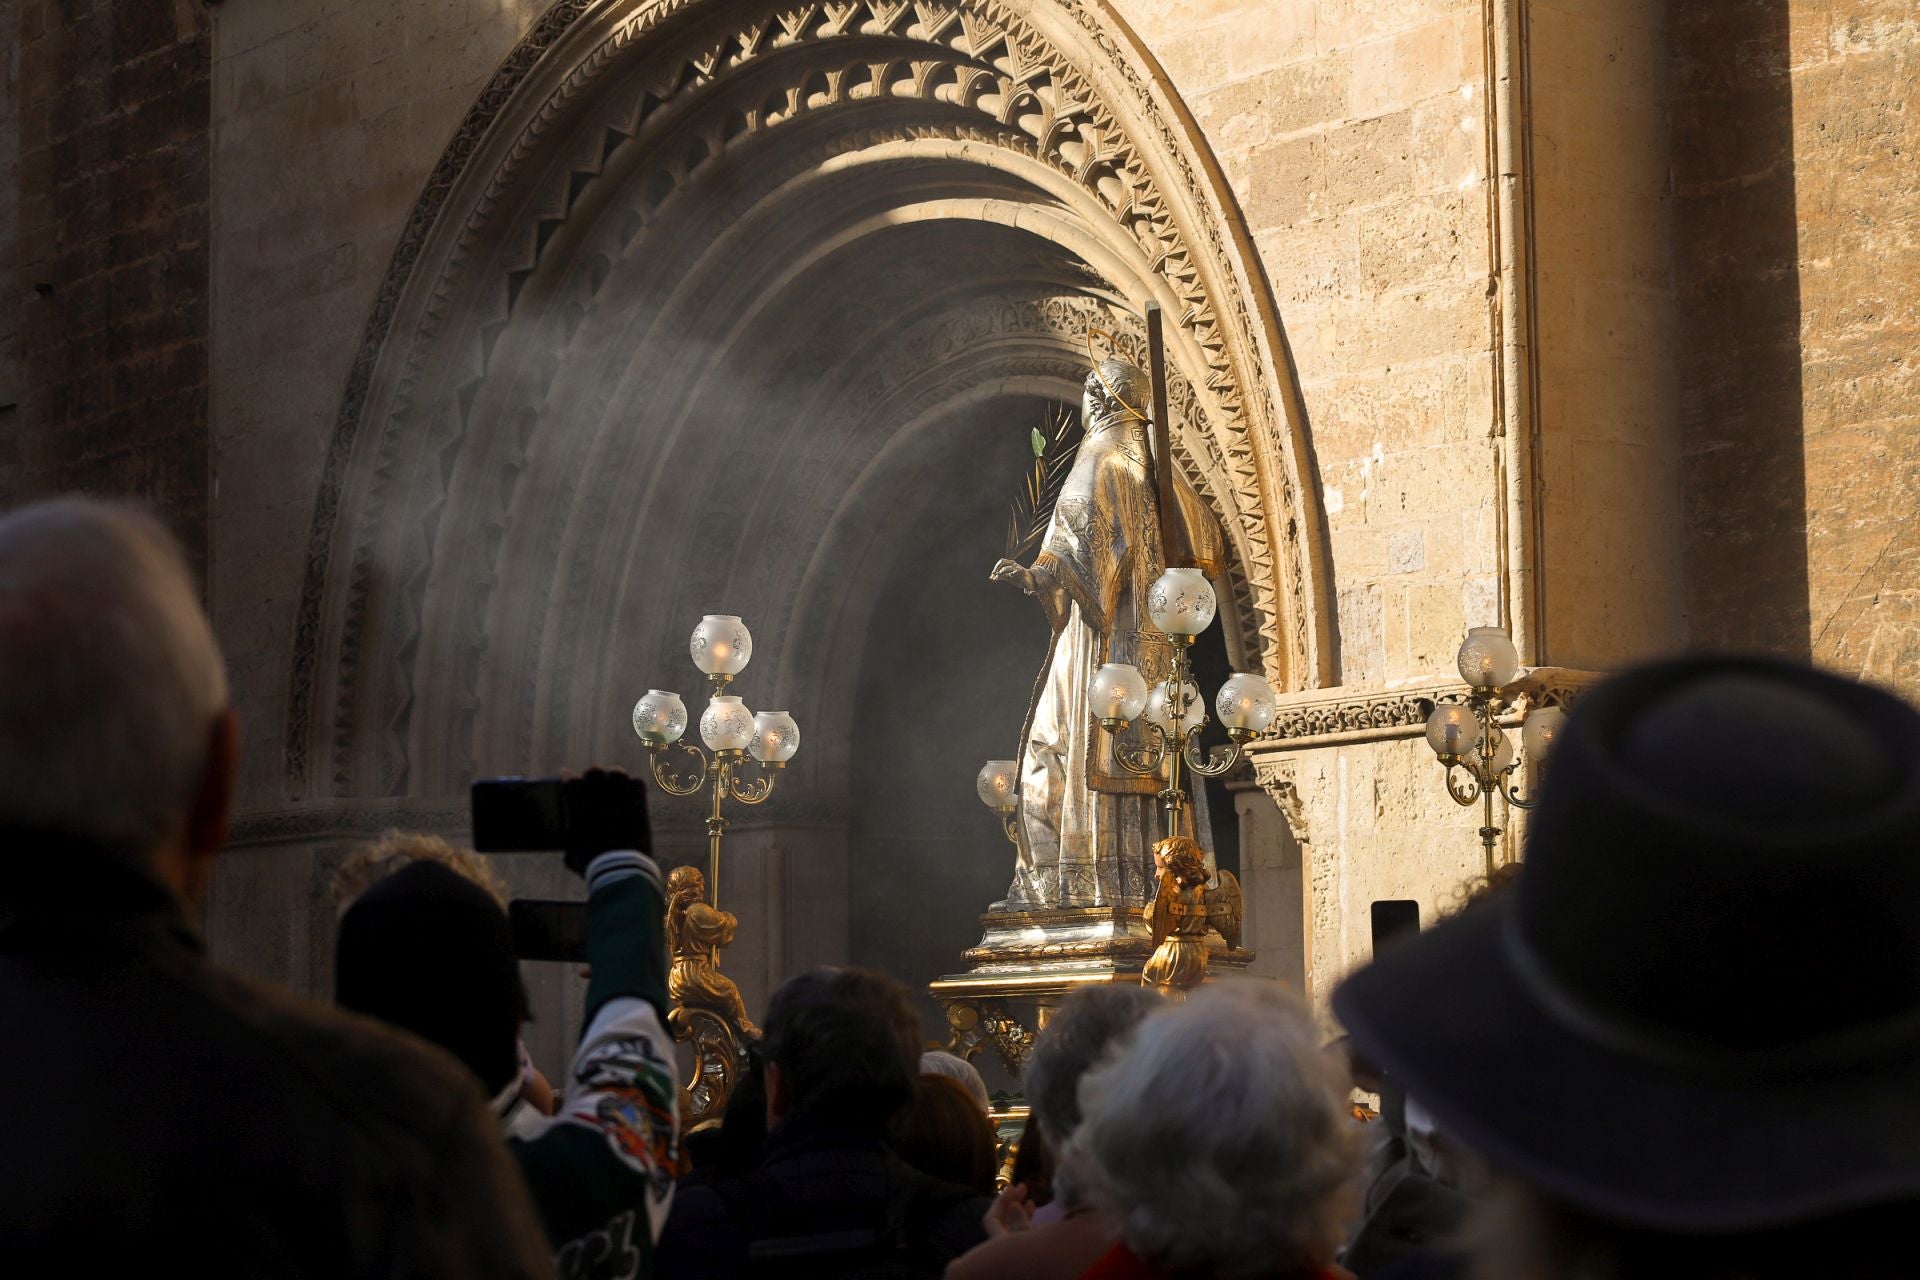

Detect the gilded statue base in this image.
[930,903,1252,1074]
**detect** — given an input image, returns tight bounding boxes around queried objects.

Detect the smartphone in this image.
[1370,899,1421,957]
[509,899,591,963]
[472,777,570,852]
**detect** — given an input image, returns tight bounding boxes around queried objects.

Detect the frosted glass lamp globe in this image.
[977,760,1018,811]
[750,711,800,764]
[1522,705,1566,763]
[1216,672,1278,733]
[691,614,753,676]
[1089,663,1151,724]
[1425,703,1481,760]
[1456,626,1520,690]
[1144,678,1204,735]
[632,689,689,746]
[700,694,755,751]
[1146,568,1216,637]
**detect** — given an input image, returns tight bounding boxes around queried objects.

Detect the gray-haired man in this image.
[0,498,554,1278]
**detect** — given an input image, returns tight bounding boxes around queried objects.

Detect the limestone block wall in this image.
[1672,1,1807,659]
[1252,723,1500,1010]
[1529,0,1686,668]
[1791,2,1920,695]
[1113,0,1501,688]
[3,1,212,566]
[1672,0,1920,690]
[1108,0,1514,1001]
[0,2,18,415]
[210,0,549,816]
[203,0,549,988]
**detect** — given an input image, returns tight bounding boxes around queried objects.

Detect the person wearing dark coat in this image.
[0,498,553,1278]
[655,967,990,1280]
[1335,655,1920,1280]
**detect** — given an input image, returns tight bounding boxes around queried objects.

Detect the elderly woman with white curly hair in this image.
[1061,981,1362,1280]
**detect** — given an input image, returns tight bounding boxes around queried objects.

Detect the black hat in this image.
[1333,655,1920,1231]
[335,860,526,1096]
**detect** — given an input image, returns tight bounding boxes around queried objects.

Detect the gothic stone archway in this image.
[283,0,1333,1000]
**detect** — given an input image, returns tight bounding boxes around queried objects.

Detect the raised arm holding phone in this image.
[475,769,684,1280]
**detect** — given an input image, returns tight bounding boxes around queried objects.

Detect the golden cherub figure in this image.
[1143,835,1243,994]
[665,865,759,1039]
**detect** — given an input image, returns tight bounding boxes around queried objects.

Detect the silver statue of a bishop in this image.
[990,357,1225,909]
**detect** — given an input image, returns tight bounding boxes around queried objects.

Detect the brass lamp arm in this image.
[649,741,711,795]
[1497,772,1541,810]
[1182,730,1241,778]
[722,753,780,805]
[1443,762,1484,807]
[1110,720,1170,776]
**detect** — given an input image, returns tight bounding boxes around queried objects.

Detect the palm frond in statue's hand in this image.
[1002,404,1082,562]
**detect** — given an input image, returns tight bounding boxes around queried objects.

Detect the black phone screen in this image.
[1370,899,1421,957]
[472,778,568,852]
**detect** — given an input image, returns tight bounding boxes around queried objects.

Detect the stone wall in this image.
[200,0,554,1039]
[4,0,1916,1025]
[1110,0,1516,999]
[1791,2,1920,695]
[210,0,549,813]
[1,0,19,414]
[1671,0,1807,659]
[1671,0,1920,692]
[1114,0,1501,687]
[4,0,211,567]
[1530,0,1686,667]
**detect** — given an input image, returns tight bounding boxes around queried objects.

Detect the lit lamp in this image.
[633,614,799,909]
[1423,625,1562,874]
[976,760,1020,843]
[1090,567,1276,839]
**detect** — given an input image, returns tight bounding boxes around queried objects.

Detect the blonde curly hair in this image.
[331,830,509,916]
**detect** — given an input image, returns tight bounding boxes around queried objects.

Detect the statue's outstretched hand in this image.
[990,559,1036,594]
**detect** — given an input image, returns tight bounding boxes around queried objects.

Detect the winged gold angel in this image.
[665,865,759,1038]
[1144,835,1243,993]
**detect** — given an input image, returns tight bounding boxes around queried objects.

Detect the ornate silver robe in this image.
[1003,371,1225,909]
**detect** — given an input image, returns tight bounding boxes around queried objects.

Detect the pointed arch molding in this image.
[286,0,1335,794]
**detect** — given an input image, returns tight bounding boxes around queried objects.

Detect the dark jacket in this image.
[0,839,555,1278]
[655,1110,991,1280]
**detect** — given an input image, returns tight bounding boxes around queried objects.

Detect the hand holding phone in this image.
[471,768,652,868]
[560,767,651,875]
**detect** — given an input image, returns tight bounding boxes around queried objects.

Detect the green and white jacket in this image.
[506,850,682,1280]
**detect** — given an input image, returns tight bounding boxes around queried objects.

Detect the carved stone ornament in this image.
[1251,667,1604,752]
[1268,691,1444,745]
[283,0,1338,803]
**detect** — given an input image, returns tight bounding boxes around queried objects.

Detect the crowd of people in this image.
[5,493,1919,1279]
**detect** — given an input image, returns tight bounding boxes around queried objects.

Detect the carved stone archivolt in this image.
[285,0,1335,808]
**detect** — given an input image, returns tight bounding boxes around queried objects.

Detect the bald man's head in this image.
[0,499,233,878]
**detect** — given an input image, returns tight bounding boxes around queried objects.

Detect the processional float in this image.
[933,302,1277,1075]
[624,304,1279,1120]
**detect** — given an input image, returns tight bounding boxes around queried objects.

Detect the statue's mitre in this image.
[1086,357,1150,422]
